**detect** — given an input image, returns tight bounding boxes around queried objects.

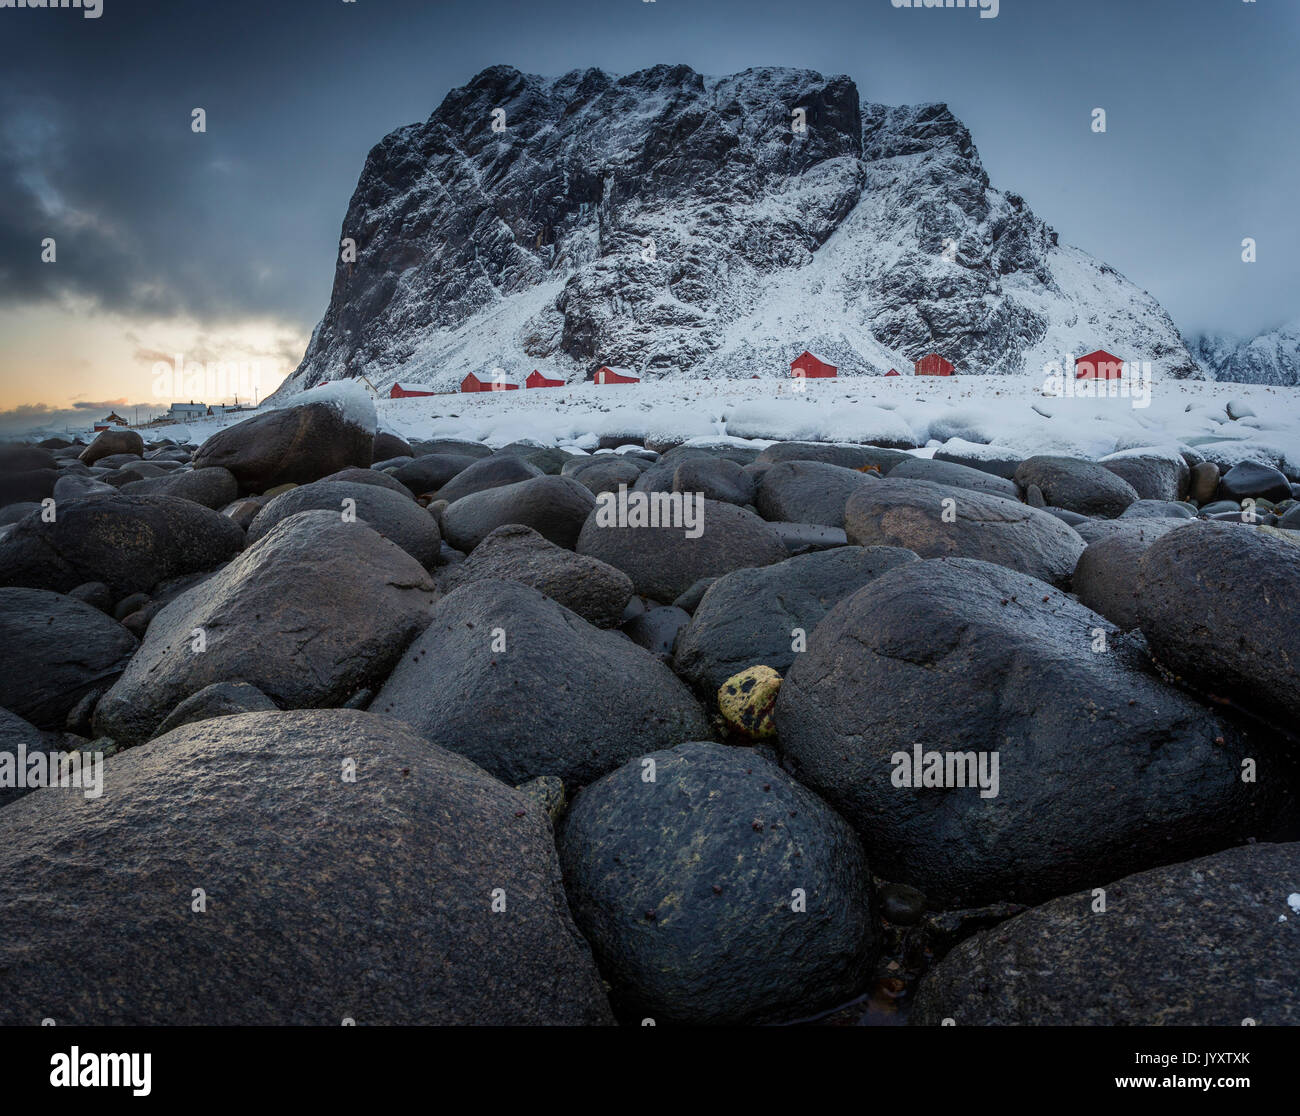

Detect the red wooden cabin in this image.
[593,366,640,384]
[1075,349,1124,379]
[914,353,954,376]
[526,370,565,388]
[460,372,518,392]
[790,350,837,379]
[390,382,436,398]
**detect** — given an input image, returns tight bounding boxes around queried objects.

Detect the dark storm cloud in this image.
[0,0,1297,339]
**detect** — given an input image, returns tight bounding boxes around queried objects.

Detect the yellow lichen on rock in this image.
[717,666,782,740]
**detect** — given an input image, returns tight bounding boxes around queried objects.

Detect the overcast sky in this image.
[1,0,1296,428]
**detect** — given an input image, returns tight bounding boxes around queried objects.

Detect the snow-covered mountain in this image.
[277,64,1203,398]
[1186,320,1300,386]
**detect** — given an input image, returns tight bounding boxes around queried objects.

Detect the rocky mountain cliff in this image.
[278,64,1203,396]
[1187,321,1300,386]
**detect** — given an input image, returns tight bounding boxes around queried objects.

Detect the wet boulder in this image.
[911,842,1300,1026]
[0,709,613,1024]
[441,474,596,552]
[93,510,437,745]
[774,557,1270,908]
[844,478,1085,587]
[559,741,879,1025]
[79,427,143,465]
[755,461,878,527]
[0,495,245,597]
[1013,455,1139,518]
[370,580,709,788]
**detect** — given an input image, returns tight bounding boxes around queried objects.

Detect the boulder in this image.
[79,427,143,465]
[673,546,919,695]
[435,454,542,505]
[887,457,1020,499]
[0,469,57,509]
[1100,449,1190,502]
[150,681,279,738]
[844,478,1085,587]
[0,495,245,597]
[1072,519,1195,630]
[755,461,878,527]
[1119,498,1195,520]
[757,442,912,472]
[192,400,374,492]
[52,474,118,501]
[672,457,756,507]
[911,842,1300,1026]
[247,479,441,568]
[1013,455,1139,518]
[0,588,138,729]
[0,707,56,810]
[577,498,787,603]
[371,430,413,462]
[621,604,691,659]
[559,741,878,1025]
[1137,520,1300,726]
[393,454,478,496]
[1217,461,1292,504]
[438,523,632,627]
[119,466,239,510]
[410,437,493,459]
[93,510,437,744]
[567,456,646,497]
[774,557,1270,908]
[933,443,1022,480]
[0,444,57,472]
[370,580,709,787]
[441,474,596,553]
[0,709,613,1024]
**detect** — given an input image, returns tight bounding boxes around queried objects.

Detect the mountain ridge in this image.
[275,63,1203,399]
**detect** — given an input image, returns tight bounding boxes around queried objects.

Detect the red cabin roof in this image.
[1075,349,1124,379]
[460,372,518,392]
[526,370,565,388]
[914,353,954,376]
[885,368,901,377]
[593,366,640,384]
[790,350,837,378]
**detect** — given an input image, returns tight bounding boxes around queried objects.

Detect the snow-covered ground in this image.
[140,372,1300,476]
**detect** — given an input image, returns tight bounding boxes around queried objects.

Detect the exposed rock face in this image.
[1188,320,1300,386]
[0,710,614,1024]
[275,65,1200,396]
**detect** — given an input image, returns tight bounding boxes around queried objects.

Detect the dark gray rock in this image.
[1072,518,1195,630]
[757,442,912,471]
[435,454,542,505]
[1013,455,1139,518]
[441,474,596,552]
[1119,498,1195,520]
[318,466,412,495]
[672,577,718,613]
[0,469,57,509]
[1100,450,1190,502]
[888,456,1020,499]
[370,580,709,787]
[438,523,632,627]
[393,453,478,496]
[52,474,118,501]
[769,522,850,553]
[0,502,39,527]
[672,457,756,507]
[79,427,143,465]
[559,741,879,1025]
[93,510,437,745]
[0,707,56,809]
[674,546,919,695]
[248,479,441,567]
[192,402,374,493]
[911,842,1300,1026]
[844,477,1085,587]
[0,444,57,472]
[774,557,1270,908]
[0,709,613,1024]
[0,495,245,597]
[1137,520,1300,726]
[1189,460,1220,504]
[1217,461,1292,504]
[151,681,279,738]
[577,497,787,603]
[410,437,494,459]
[119,466,239,510]
[621,605,690,659]
[372,430,413,461]
[755,460,878,527]
[933,445,1022,480]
